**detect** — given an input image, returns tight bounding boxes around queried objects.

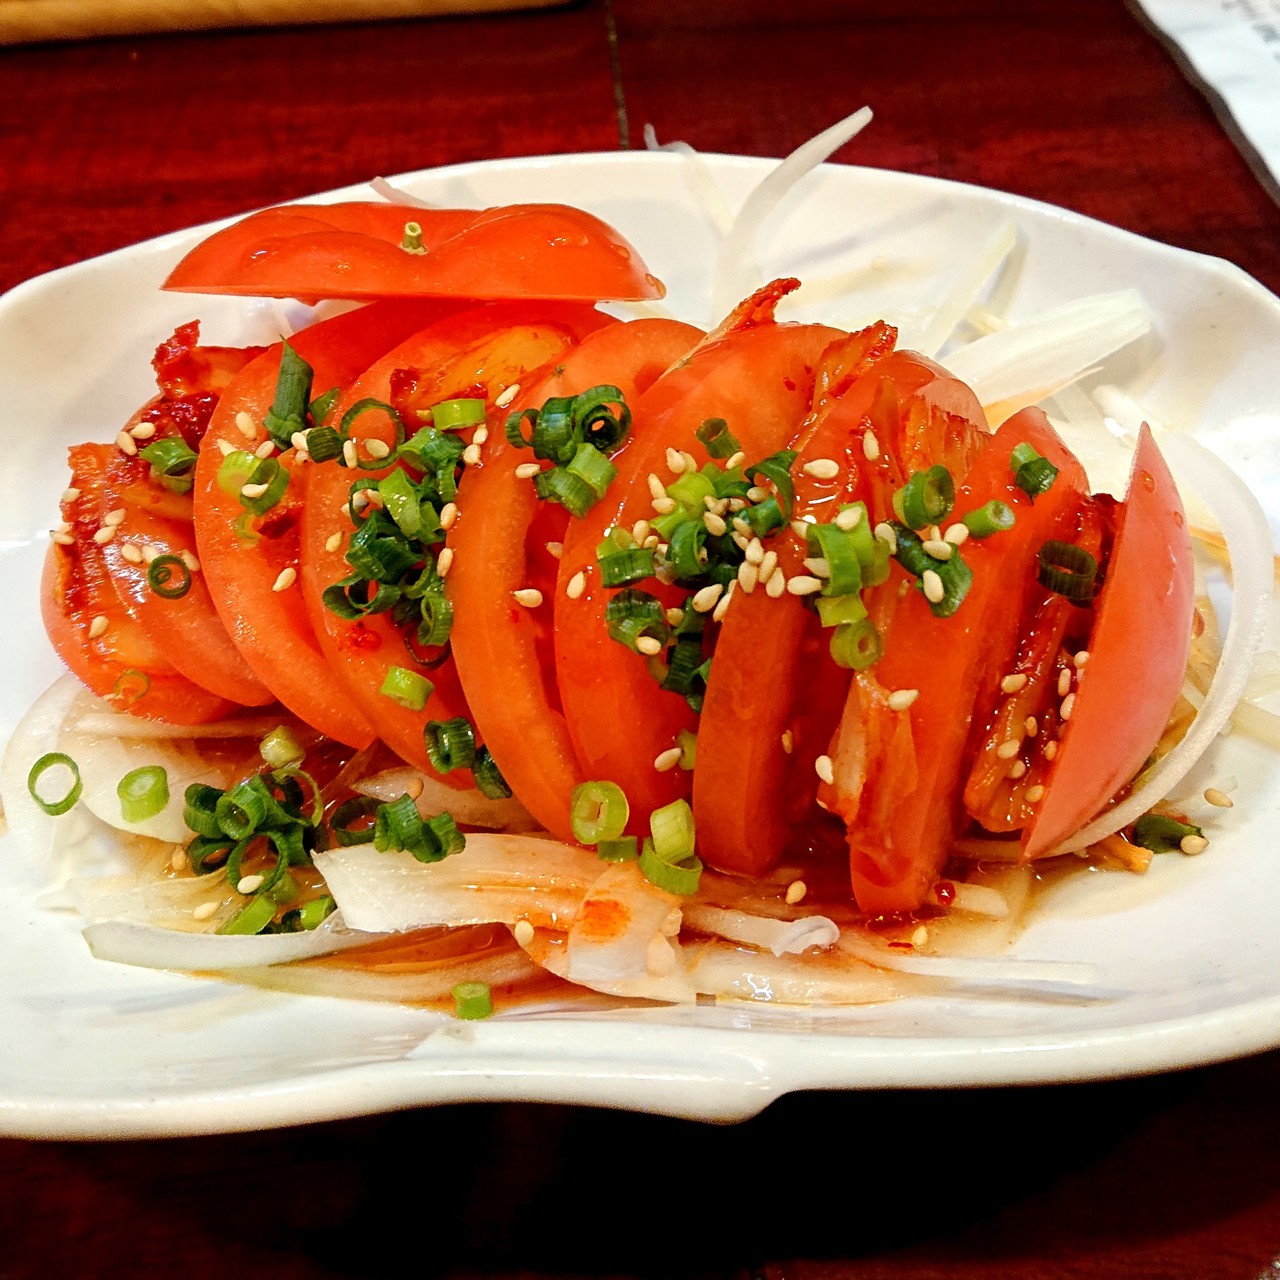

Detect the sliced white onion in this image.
[944,289,1151,409]
[682,903,839,956]
[313,834,600,933]
[1055,431,1276,853]
[713,106,874,317]
[642,124,736,236]
[350,766,539,832]
[367,177,433,208]
[81,913,378,971]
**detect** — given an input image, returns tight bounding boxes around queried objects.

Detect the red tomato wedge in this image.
[447,317,703,840]
[164,201,666,304]
[834,408,1089,915]
[194,299,459,746]
[554,282,841,828]
[99,405,274,708]
[1021,425,1194,858]
[43,444,237,724]
[298,301,614,783]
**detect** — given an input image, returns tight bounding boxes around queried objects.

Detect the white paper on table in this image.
[1131,0,1280,201]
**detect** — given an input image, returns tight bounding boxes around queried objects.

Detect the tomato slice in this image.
[832,407,1088,914]
[554,282,842,828]
[298,301,615,783]
[695,334,992,879]
[43,444,237,724]
[1021,425,1194,857]
[164,201,666,304]
[194,299,459,746]
[447,317,703,841]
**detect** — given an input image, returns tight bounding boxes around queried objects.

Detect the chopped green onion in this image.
[1037,540,1098,603]
[146,554,191,600]
[745,449,798,520]
[1133,813,1204,853]
[423,717,477,773]
[27,752,82,816]
[218,894,277,936]
[264,342,314,449]
[695,417,741,459]
[472,747,512,800]
[649,797,696,861]
[804,524,864,597]
[139,437,198,493]
[605,589,669,654]
[116,765,169,824]
[893,465,955,529]
[215,449,258,498]
[278,895,336,932]
[373,794,465,862]
[815,594,868,628]
[111,668,151,709]
[259,726,305,769]
[638,837,703,896]
[309,387,340,427]
[596,836,639,863]
[380,665,434,711]
[238,457,289,515]
[571,780,630,845]
[829,618,883,670]
[339,398,405,456]
[329,795,382,846]
[1010,444,1059,499]
[962,500,1016,538]
[892,523,973,617]
[599,545,656,587]
[429,398,487,430]
[665,518,710,581]
[452,980,493,1020]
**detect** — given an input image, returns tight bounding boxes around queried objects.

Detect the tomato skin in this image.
[1021,424,1194,858]
[555,296,842,829]
[838,407,1088,915]
[194,299,458,747]
[42,444,237,725]
[298,302,615,783]
[164,201,665,304]
[447,317,703,841]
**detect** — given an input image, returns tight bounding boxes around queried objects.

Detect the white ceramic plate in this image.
[1,153,1278,1140]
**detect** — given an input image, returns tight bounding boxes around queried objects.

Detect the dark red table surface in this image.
[3,2,1280,1276]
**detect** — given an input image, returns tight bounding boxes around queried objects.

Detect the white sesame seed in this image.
[180,550,200,572]
[731,531,751,551]
[88,615,109,638]
[911,924,929,948]
[1204,787,1234,809]
[321,532,341,555]
[1074,650,1090,669]
[129,422,156,440]
[62,487,81,503]
[733,516,753,536]
[437,547,455,577]
[272,567,297,592]
[365,438,391,459]
[921,569,945,603]
[665,606,684,626]
[216,439,236,457]
[92,526,116,545]
[862,431,881,461]
[513,588,543,608]
[1060,692,1076,722]
[780,729,794,754]
[703,512,727,537]
[1180,834,1210,855]
[566,571,586,600]
[403,776,425,801]
[121,543,144,564]
[514,462,541,480]
[758,549,778,583]
[712,582,735,622]
[1024,785,1046,804]
[291,431,311,453]
[237,874,265,894]
[651,495,677,515]
[342,439,359,467]
[874,522,897,553]
[887,688,919,712]
[636,635,664,656]
[513,919,535,946]
[473,425,490,446]
[786,575,824,596]
[1001,674,1028,694]
[745,537,765,566]
[1024,715,1038,738]
[193,901,219,922]
[646,472,666,501]
[50,530,74,545]
[241,481,270,500]
[802,457,839,480]
[834,506,863,531]
[944,522,970,546]
[725,451,746,470]
[785,880,808,906]
[255,439,275,459]
[440,502,459,530]
[170,847,188,872]
[746,486,768,504]
[632,519,652,543]
[654,746,683,772]
[495,383,521,409]
[1043,741,1059,761]
[790,519,810,539]
[681,451,697,473]
[766,565,786,597]
[922,539,953,561]
[802,556,831,578]
[235,411,258,439]
[1008,760,1028,779]
[115,431,137,456]
[141,543,162,563]
[462,443,482,467]
[737,561,758,593]
[692,583,723,613]
[814,754,835,785]
[665,447,687,475]
[996,738,1022,760]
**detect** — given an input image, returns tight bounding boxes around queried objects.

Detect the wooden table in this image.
[3,1,1279,1275]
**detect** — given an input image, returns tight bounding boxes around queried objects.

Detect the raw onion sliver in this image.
[1055,432,1276,853]
[682,904,840,956]
[911,220,1018,359]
